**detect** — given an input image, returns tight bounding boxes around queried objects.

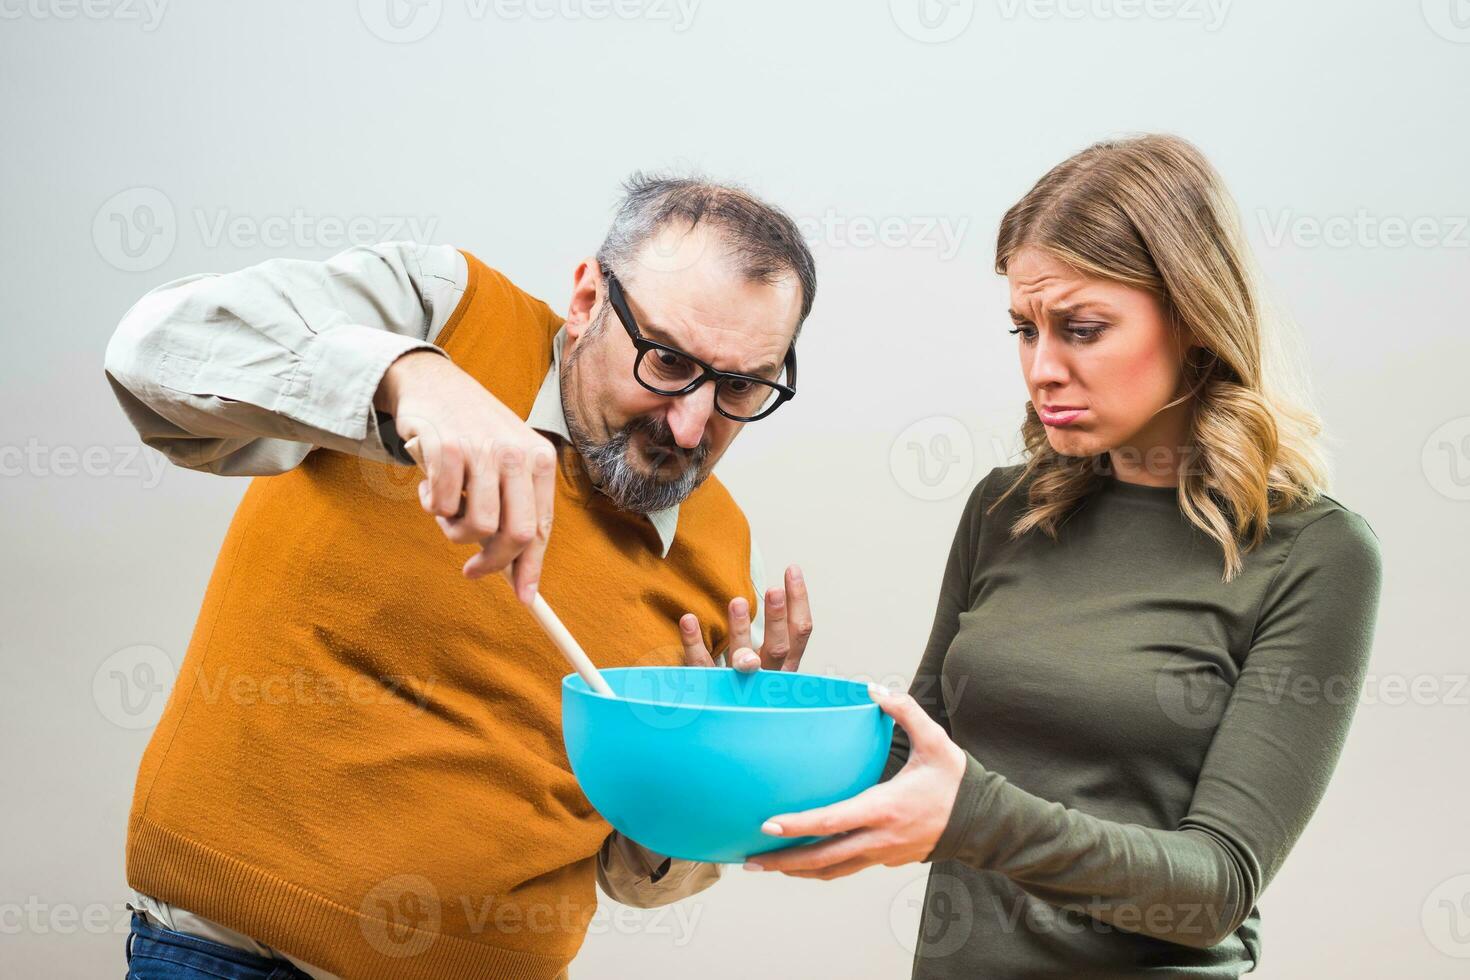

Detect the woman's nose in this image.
[1026,332,1070,387]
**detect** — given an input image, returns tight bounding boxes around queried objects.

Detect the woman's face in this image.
[1006,247,1193,479]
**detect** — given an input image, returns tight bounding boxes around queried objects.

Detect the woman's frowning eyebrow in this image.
[1008,303,1110,323]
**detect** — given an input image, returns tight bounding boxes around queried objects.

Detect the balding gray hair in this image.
[595,172,817,334]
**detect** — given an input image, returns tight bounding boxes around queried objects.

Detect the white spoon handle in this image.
[515,575,616,697]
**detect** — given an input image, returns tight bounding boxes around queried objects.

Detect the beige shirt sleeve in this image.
[102,241,466,475]
[595,832,724,908]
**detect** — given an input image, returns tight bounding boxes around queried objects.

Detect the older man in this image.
[103,175,816,980]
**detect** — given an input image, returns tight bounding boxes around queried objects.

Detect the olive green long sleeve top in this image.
[884,464,1384,978]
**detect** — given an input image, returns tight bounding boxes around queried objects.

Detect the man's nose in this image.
[666,384,715,449]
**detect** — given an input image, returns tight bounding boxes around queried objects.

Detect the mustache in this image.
[626,415,708,469]
[575,413,712,515]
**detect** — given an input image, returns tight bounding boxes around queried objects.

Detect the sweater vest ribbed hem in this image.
[127,816,576,980]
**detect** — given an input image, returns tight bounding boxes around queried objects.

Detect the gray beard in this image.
[573,415,710,514]
[561,332,711,514]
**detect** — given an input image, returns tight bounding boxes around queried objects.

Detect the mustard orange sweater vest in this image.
[126,253,756,980]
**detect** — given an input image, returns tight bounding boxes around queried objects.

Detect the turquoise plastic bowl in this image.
[562,667,894,863]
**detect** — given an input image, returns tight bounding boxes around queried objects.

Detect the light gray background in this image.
[3,1,1467,977]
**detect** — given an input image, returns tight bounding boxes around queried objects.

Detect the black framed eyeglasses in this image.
[604,270,797,423]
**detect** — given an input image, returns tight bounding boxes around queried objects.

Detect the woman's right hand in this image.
[743,685,967,879]
[377,349,558,603]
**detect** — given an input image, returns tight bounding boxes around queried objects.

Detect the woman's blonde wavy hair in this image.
[991,134,1328,582]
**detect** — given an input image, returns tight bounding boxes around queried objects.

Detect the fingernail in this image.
[868,683,889,699]
[742,862,766,872]
[680,615,696,632]
[760,821,784,836]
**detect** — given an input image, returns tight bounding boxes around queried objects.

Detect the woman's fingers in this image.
[870,685,948,754]
[745,829,885,874]
[772,855,878,881]
[759,784,884,841]
[680,614,716,668]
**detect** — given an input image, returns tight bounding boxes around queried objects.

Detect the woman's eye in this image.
[1007,326,1037,343]
[1067,323,1106,343]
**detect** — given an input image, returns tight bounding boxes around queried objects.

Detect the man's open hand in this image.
[677,565,813,673]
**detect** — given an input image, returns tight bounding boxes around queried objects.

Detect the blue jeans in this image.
[125,911,314,979]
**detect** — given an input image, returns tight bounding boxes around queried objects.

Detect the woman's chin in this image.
[1044,428,1103,458]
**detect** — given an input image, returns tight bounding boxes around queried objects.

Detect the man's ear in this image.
[565,258,603,342]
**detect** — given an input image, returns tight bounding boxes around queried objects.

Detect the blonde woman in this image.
[746,135,1384,977]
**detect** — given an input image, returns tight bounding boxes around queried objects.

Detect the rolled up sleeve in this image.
[102,242,466,475]
[595,832,723,909]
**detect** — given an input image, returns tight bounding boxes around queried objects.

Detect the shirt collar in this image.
[528,325,680,558]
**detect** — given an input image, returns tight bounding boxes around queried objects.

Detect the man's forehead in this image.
[628,220,725,277]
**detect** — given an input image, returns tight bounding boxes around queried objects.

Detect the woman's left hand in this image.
[744,684,969,880]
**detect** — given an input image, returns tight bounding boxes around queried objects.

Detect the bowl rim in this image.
[561,666,884,715]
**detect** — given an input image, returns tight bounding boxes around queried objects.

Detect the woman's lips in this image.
[1038,406,1086,426]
